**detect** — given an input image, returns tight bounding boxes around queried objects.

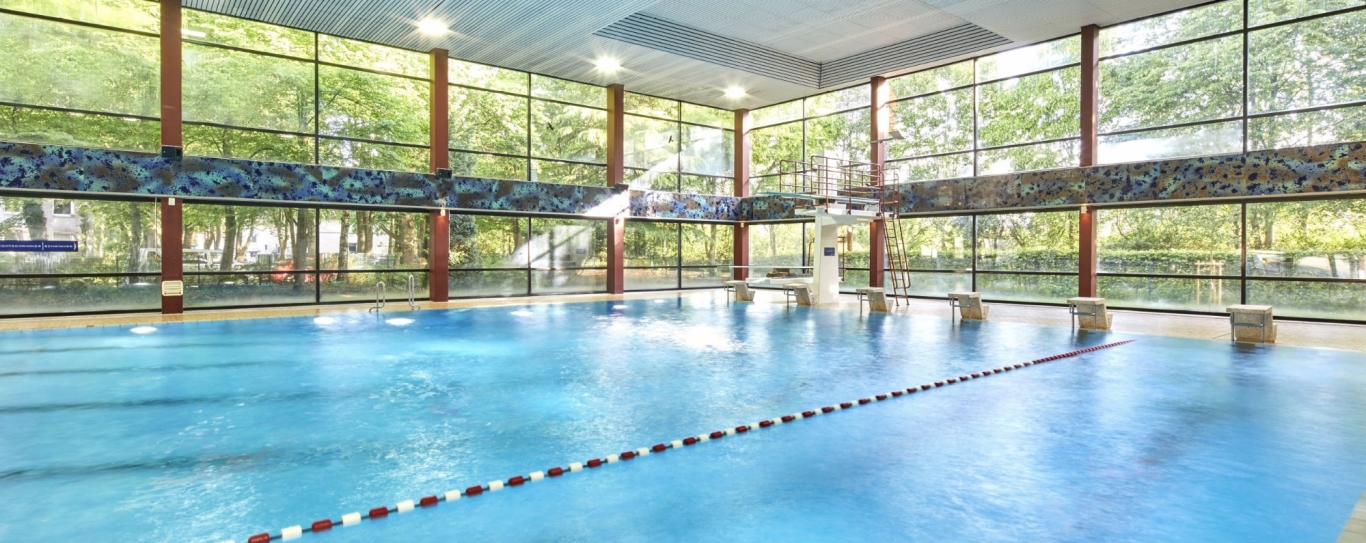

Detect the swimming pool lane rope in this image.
[236,339,1136,543]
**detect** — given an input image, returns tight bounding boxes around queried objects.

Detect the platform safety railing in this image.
[770,155,899,214]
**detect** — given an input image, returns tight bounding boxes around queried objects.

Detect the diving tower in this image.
[754,156,912,307]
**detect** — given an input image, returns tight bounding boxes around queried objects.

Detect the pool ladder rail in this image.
[370,275,420,312]
[368,281,386,312]
[406,274,421,310]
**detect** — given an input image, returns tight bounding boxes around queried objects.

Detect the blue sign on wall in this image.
[824,247,835,257]
[0,240,78,252]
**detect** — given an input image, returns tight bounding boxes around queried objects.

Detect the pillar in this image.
[159,0,181,148]
[606,84,625,188]
[1078,24,1100,298]
[160,197,183,314]
[159,0,183,314]
[605,84,626,293]
[430,49,450,173]
[428,50,451,302]
[869,76,889,288]
[607,217,625,294]
[430,210,449,302]
[732,109,751,281]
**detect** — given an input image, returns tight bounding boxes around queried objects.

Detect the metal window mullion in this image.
[1242,0,1250,154]
[314,32,321,165]
[972,57,980,177]
[1241,201,1248,304]
[314,206,321,303]
[971,215,979,292]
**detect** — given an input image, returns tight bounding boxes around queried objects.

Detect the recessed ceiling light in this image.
[594,57,622,72]
[724,86,747,99]
[417,19,448,35]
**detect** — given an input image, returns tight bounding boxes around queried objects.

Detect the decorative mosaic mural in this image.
[741,142,1366,221]
[3,140,1364,223]
[0,142,742,220]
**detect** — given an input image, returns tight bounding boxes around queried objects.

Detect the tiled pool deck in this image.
[3,289,1364,541]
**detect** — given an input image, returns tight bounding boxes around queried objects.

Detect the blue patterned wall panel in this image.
[5,140,1366,222]
[0,141,743,220]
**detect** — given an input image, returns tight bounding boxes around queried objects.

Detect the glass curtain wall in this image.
[450,67,609,185]
[623,220,733,290]
[1099,0,1366,162]
[882,37,1081,182]
[180,202,429,308]
[890,211,1080,303]
[0,193,161,315]
[0,0,161,151]
[748,85,871,193]
[1097,198,1366,320]
[623,93,734,194]
[180,10,430,170]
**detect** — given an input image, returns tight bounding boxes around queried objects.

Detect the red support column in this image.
[605,84,625,293]
[733,109,751,281]
[160,198,183,314]
[159,0,181,148]
[159,1,183,314]
[1078,24,1100,298]
[607,217,625,294]
[1079,205,1097,297]
[428,49,451,302]
[430,210,449,302]
[430,49,450,173]
[606,84,625,188]
[869,76,889,288]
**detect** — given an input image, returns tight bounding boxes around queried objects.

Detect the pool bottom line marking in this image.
[237,339,1136,543]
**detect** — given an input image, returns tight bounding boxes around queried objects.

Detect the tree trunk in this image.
[292,209,312,289]
[219,207,237,271]
[21,200,46,240]
[127,202,143,273]
[338,210,350,271]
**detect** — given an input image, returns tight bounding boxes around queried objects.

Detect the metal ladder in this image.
[879,208,913,306]
[368,281,386,312]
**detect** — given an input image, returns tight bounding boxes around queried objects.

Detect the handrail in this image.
[369,281,386,312]
[406,274,420,310]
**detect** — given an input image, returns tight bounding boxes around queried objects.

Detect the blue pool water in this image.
[1,294,1365,542]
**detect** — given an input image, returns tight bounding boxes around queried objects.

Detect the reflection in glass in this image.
[1100,1,1242,56]
[977,140,1079,174]
[0,14,159,117]
[977,37,1080,81]
[1097,205,1241,275]
[888,89,973,159]
[1099,36,1243,133]
[977,67,1080,147]
[1250,9,1366,113]
[976,212,1078,272]
[888,61,973,99]
[0,196,160,274]
[0,276,160,314]
[1098,121,1242,164]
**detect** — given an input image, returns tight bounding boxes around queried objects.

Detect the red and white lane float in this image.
[236,339,1134,542]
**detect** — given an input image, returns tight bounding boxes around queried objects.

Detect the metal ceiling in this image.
[181,0,1217,109]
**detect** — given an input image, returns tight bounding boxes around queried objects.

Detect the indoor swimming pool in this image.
[2,295,1365,542]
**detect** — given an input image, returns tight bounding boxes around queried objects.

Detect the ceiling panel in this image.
[179,0,1228,109]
